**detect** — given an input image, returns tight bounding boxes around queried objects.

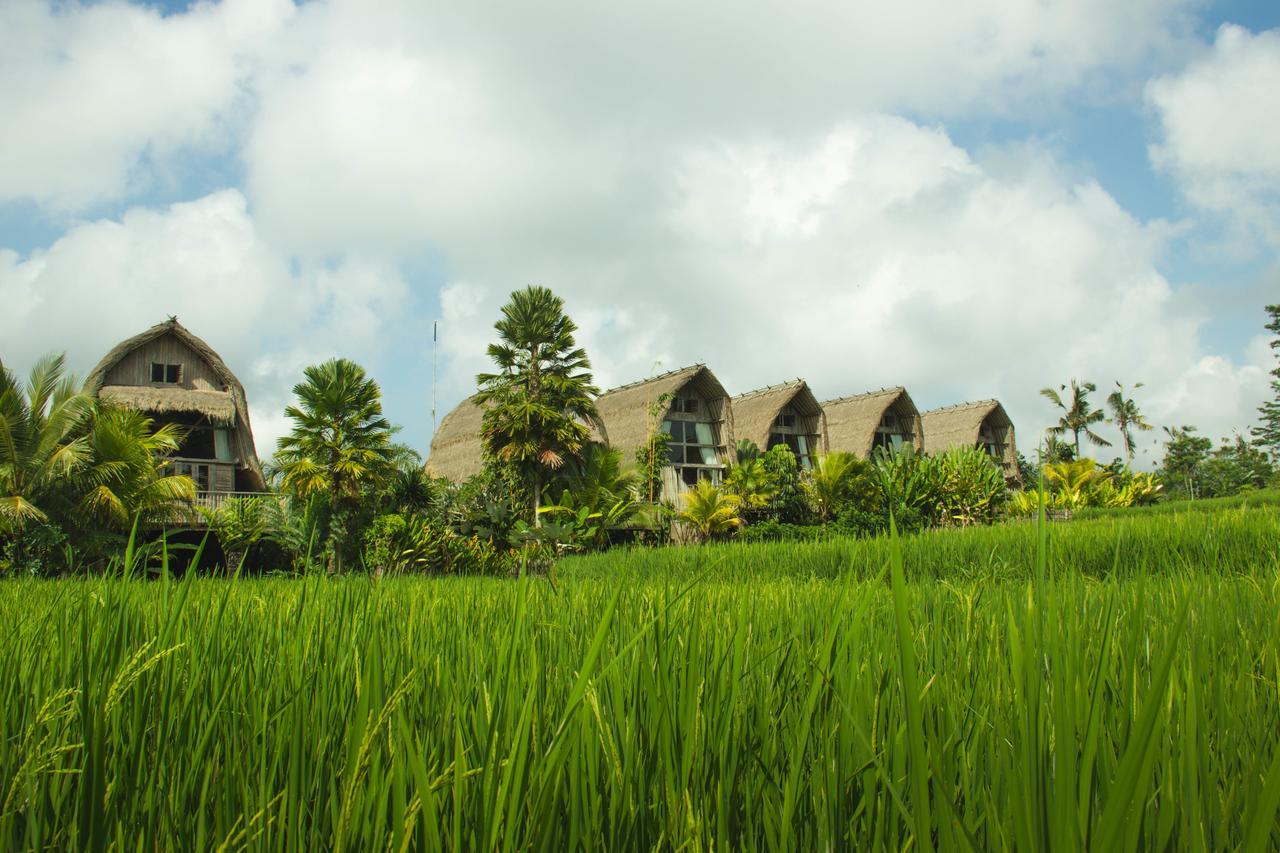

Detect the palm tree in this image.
[274,359,396,571]
[676,480,742,542]
[560,443,638,511]
[275,359,396,500]
[0,354,94,535]
[804,451,869,521]
[1106,382,1154,462]
[724,457,777,521]
[475,286,599,525]
[77,406,195,529]
[1040,380,1112,457]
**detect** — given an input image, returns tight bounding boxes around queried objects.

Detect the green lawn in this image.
[2,506,1278,849]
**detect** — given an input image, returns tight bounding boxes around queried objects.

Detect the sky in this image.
[1,0,1278,469]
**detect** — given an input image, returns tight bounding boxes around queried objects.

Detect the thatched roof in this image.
[86,318,265,490]
[425,395,487,483]
[98,386,236,424]
[593,364,735,463]
[822,387,924,458]
[922,399,1019,479]
[731,379,826,453]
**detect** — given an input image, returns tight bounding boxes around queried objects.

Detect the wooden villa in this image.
[731,379,826,469]
[424,395,487,483]
[822,387,924,459]
[85,318,266,509]
[922,399,1020,483]
[594,365,735,498]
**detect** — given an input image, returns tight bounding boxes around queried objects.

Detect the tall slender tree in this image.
[1106,381,1154,462]
[1252,304,1280,457]
[1040,380,1112,457]
[274,358,396,571]
[475,286,599,525]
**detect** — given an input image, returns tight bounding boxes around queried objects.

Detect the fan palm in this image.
[1040,380,1112,457]
[0,354,94,534]
[274,358,396,501]
[475,286,599,525]
[275,359,396,572]
[1106,382,1154,462]
[676,480,742,542]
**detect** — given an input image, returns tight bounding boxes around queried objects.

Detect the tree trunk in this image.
[532,477,541,528]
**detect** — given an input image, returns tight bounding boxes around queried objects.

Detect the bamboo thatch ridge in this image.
[822,387,924,459]
[425,395,487,483]
[592,364,735,466]
[922,399,1020,481]
[731,379,827,456]
[85,318,266,491]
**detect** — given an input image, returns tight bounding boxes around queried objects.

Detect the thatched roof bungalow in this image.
[593,364,735,498]
[424,395,487,483]
[731,379,826,469]
[822,387,923,459]
[922,400,1020,483]
[86,318,266,493]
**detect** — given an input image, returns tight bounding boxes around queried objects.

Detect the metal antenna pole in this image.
[432,321,438,438]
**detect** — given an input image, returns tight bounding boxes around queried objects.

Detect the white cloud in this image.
[0,189,410,455]
[2,0,1267,471]
[1148,25,1280,247]
[430,117,1264,469]
[0,0,293,210]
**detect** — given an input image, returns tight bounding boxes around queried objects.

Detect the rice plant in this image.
[1,506,1278,849]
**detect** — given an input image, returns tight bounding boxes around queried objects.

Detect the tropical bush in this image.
[362,512,514,576]
[677,480,743,542]
[933,446,1008,526]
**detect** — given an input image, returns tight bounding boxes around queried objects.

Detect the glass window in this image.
[680,466,699,486]
[214,430,233,462]
[693,421,714,445]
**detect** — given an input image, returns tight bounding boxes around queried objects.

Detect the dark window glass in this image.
[166,364,181,383]
[680,466,699,486]
[151,363,165,382]
[668,443,683,464]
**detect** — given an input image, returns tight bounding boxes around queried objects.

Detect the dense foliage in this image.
[0,355,195,574]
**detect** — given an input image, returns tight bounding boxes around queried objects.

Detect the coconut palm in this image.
[0,354,94,534]
[676,480,742,542]
[274,358,396,501]
[475,286,599,525]
[76,407,195,529]
[1106,382,1154,462]
[1040,380,1112,457]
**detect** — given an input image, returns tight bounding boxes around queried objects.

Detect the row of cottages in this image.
[426,364,1021,499]
[82,323,1019,509]
[86,319,267,509]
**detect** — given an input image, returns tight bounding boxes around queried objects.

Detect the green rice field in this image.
[2,506,1279,850]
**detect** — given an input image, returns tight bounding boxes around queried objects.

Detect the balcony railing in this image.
[192,491,278,513]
